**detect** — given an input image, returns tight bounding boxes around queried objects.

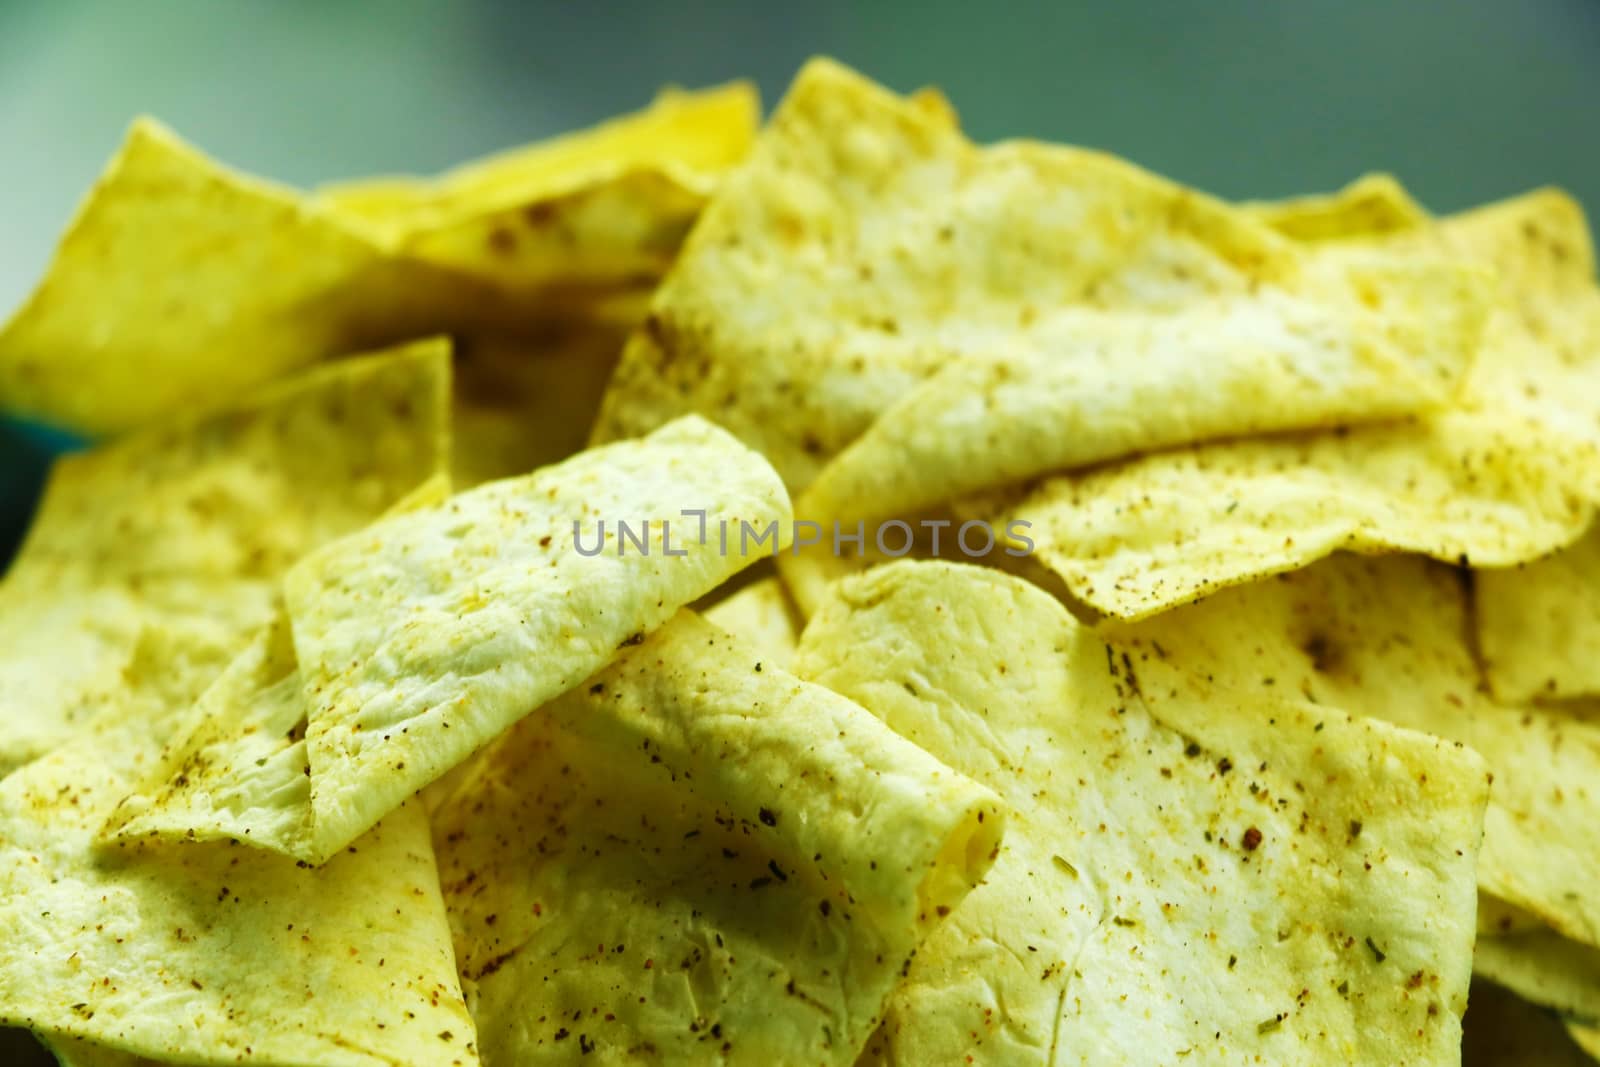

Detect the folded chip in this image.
[106,415,792,864]
[990,186,1600,620]
[0,339,449,776]
[0,640,477,1066]
[432,610,1003,1064]
[794,560,1488,1065]
[0,352,471,1063]
[1099,552,1600,956]
[318,82,757,299]
[594,58,1490,505]
[797,245,1487,525]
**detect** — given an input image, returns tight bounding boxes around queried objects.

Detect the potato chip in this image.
[1099,552,1600,950]
[1242,173,1428,242]
[109,416,792,863]
[319,83,757,300]
[434,610,1002,1064]
[795,560,1487,1065]
[700,575,803,669]
[996,187,1600,620]
[595,60,1486,498]
[0,340,450,776]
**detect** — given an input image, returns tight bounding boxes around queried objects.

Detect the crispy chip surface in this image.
[434,610,1003,1064]
[795,560,1487,1065]
[1101,552,1600,951]
[0,340,449,775]
[997,186,1600,619]
[109,416,791,863]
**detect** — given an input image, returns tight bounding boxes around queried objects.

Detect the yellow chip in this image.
[319,82,758,299]
[436,610,1002,1064]
[994,187,1600,620]
[0,339,449,775]
[796,560,1487,1065]
[1102,552,1600,951]
[1242,172,1429,242]
[595,60,1488,502]
[107,416,792,864]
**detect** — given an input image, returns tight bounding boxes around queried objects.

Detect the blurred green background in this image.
[3,0,1598,570]
[0,3,1596,1059]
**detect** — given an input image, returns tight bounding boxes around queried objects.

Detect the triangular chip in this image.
[0,120,424,435]
[108,415,792,863]
[434,610,1003,1064]
[0,363,470,1063]
[1099,551,1600,951]
[0,339,450,775]
[0,646,476,1066]
[992,187,1600,620]
[594,59,1488,498]
[319,83,757,299]
[795,560,1487,1065]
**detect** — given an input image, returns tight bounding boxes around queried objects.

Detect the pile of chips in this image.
[1,57,1597,1066]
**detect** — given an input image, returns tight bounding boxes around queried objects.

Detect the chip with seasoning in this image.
[0,339,449,777]
[986,186,1600,621]
[433,609,1003,1065]
[593,59,1489,500]
[795,559,1487,1065]
[0,384,470,1064]
[1099,553,1600,988]
[105,415,792,864]
[700,574,804,669]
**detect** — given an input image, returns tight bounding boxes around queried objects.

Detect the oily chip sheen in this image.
[794,560,1487,1066]
[594,58,1489,502]
[434,611,1004,1065]
[997,186,1599,620]
[110,416,791,864]
[0,340,449,776]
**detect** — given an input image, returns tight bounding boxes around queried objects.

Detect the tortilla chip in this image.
[433,610,1002,1064]
[0,370,470,1062]
[700,575,803,669]
[108,415,791,863]
[795,560,1487,1065]
[0,120,425,435]
[595,60,1487,498]
[450,324,630,489]
[1099,551,1600,950]
[997,187,1600,620]
[1243,173,1429,242]
[0,665,475,1065]
[797,246,1487,524]
[0,340,450,776]
[319,82,756,297]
